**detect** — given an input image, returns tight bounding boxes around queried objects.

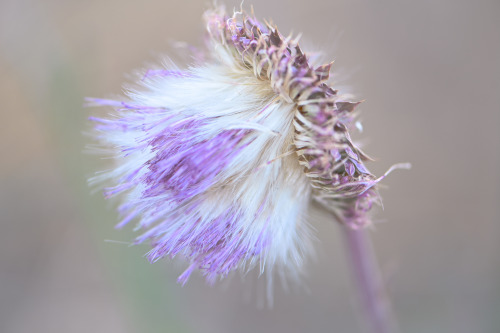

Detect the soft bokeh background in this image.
[1,0,499,332]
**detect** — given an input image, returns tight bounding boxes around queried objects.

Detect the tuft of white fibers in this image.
[87,5,408,288]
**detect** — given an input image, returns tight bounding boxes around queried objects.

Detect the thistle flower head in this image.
[88,6,408,284]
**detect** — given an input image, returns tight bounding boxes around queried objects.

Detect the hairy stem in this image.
[343,227,398,333]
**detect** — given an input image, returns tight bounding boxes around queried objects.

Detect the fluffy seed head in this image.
[87,6,408,285]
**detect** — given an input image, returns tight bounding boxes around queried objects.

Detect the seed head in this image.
[87,6,408,285]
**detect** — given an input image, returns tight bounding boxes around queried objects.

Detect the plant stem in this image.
[343,227,398,333]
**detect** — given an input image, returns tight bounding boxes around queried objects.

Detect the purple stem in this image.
[342,227,398,333]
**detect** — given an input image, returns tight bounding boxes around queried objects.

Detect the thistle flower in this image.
[87,6,408,285]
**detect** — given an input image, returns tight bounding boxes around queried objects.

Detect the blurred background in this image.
[1,0,499,332]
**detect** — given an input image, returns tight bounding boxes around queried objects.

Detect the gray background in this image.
[1,0,499,332]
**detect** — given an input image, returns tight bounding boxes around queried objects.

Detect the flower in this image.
[87,6,408,285]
